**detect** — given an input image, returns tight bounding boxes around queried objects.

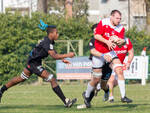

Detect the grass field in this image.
[0,83,150,113]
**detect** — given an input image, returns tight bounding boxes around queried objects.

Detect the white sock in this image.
[96,83,101,90]
[85,83,94,98]
[109,96,114,100]
[118,80,125,98]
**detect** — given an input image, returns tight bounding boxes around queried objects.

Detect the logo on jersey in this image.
[50,44,53,49]
[116,50,127,54]
[105,33,110,37]
[123,45,127,48]
[37,66,44,72]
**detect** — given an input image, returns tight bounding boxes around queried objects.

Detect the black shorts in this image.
[26,61,45,76]
[101,63,112,80]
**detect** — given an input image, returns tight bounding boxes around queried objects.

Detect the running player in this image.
[107,37,134,102]
[82,9,132,108]
[0,21,77,107]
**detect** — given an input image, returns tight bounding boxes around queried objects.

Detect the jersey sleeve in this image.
[95,20,104,35]
[127,38,133,51]
[89,38,95,50]
[42,41,54,53]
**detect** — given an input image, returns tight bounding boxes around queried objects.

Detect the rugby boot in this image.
[64,98,77,107]
[103,91,109,101]
[82,92,91,108]
[121,96,132,103]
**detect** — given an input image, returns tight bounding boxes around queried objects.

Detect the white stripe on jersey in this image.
[125,37,129,44]
[102,18,123,33]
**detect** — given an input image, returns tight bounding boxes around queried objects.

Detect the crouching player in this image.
[0,21,77,107]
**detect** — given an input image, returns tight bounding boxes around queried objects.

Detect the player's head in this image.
[110,10,122,26]
[91,23,98,33]
[46,25,59,40]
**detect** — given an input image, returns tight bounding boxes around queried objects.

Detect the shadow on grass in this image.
[0,104,76,111]
[0,103,150,112]
[90,103,150,111]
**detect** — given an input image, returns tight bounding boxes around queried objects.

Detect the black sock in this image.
[52,85,66,104]
[1,85,8,94]
[104,85,109,93]
[89,91,94,102]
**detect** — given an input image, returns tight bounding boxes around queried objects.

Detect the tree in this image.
[72,0,88,18]
[37,0,48,13]
[65,0,73,20]
[145,0,150,33]
[47,0,88,18]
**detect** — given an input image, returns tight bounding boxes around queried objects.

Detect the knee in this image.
[50,78,58,88]
[115,67,123,75]
[44,74,54,82]
[93,77,100,84]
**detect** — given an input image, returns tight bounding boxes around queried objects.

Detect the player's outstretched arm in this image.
[48,50,75,60]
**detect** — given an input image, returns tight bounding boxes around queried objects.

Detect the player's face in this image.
[93,28,96,34]
[53,29,59,40]
[111,13,121,26]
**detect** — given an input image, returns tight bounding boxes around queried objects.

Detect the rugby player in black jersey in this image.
[0,22,77,107]
[77,24,111,109]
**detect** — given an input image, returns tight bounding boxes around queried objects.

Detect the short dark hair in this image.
[91,23,98,31]
[111,10,121,16]
[46,25,57,35]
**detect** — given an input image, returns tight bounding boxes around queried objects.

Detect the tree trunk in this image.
[37,0,47,13]
[145,0,150,33]
[65,0,73,20]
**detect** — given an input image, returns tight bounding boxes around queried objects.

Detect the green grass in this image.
[0,83,150,113]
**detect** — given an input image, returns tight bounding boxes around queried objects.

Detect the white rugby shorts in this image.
[92,51,117,68]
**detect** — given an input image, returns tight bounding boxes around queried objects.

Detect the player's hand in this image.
[109,35,119,42]
[62,59,71,64]
[67,52,75,58]
[116,38,125,46]
[106,40,116,50]
[103,54,112,62]
[125,62,131,70]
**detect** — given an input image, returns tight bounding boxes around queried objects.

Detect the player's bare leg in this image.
[107,75,118,102]
[0,68,31,103]
[101,80,109,101]
[112,59,132,103]
[40,70,77,107]
[107,75,115,102]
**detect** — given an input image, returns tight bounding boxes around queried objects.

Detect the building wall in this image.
[87,0,146,30]
[0,0,37,13]
[87,0,128,29]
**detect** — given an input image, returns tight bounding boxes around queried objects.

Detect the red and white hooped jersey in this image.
[114,38,133,64]
[95,18,125,53]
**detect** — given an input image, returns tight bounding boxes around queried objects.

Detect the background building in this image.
[87,0,146,30]
[0,0,147,30]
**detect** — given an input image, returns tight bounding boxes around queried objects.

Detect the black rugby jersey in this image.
[28,37,55,63]
[89,37,95,60]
